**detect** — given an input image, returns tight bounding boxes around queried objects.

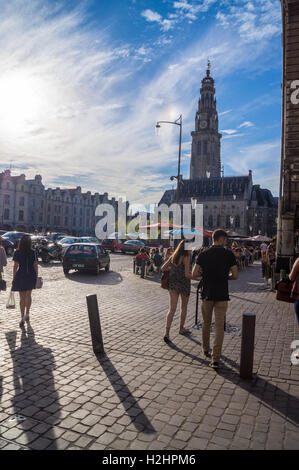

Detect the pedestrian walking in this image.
[260,241,268,287]
[266,237,276,289]
[192,229,238,369]
[11,234,38,327]
[161,240,200,343]
[0,237,7,291]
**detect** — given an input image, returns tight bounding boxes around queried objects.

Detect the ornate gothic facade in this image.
[159,64,278,237]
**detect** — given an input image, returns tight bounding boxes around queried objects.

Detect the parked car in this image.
[121,240,149,254]
[62,243,110,275]
[1,231,29,248]
[57,237,80,254]
[48,232,68,242]
[101,238,125,252]
[1,238,14,256]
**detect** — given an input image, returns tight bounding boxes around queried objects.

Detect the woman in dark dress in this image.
[12,235,38,327]
[161,240,200,343]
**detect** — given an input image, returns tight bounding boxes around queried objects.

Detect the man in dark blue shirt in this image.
[192,229,238,369]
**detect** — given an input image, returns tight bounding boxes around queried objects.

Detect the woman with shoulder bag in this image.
[0,237,7,291]
[12,235,38,327]
[161,240,201,343]
[289,258,299,359]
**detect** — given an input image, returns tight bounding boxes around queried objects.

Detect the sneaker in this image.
[210,361,219,370]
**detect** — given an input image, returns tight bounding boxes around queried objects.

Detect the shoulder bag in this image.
[275,278,294,303]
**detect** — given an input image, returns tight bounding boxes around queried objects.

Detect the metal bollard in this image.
[133,259,136,273]
[86,294,104,355]
[141,259,145,278]
[240,313,256,379]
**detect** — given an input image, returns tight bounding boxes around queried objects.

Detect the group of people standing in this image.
[0,235,38,327]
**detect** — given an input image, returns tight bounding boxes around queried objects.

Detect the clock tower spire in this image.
[190,61,221,179]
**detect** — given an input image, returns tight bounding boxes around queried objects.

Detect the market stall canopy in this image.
[251,235,271,242]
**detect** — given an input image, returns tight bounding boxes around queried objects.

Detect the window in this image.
[40,200,44,209]
[39,213,43,222]
[226,215,230,228]
[32,199,35,207]
[4,209,9,220]
[6,183,9,189]
[208,215,213,228]
[203,141,207,154]
[19,210,24,222]
[19,196,25,206]
[235,215,240,228]
[65,217,68,226]
[4,194,10,204]
[217,215,221,227]
[48,204,51,212]
[65,206,69,214]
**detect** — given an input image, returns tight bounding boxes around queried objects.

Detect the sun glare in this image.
[0,71,45,134]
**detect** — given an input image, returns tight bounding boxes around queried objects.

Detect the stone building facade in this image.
[159,64,278,237]
[0,170,119,235]
[277,0,299,262]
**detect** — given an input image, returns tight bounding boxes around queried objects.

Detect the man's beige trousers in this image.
[202,300,228,362]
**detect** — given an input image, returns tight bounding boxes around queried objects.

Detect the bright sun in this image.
[0,71,45,134]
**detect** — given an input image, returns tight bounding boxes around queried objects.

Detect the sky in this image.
[0,0,282,206]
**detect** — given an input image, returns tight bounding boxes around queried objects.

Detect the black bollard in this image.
[86,294,104,355]
[133,259,136,274]
[240,313,256,379]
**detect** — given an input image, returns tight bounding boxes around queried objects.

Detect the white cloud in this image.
[141,9,162,23]
[219,109,232,116]
[216,0,281,42]
[224,140,280,194]
[221,129,237,134]
[141,9,177,31]
[0,1,281,205]
[238,121,254,128]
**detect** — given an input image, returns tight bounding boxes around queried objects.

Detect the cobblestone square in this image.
[0,255,299,450]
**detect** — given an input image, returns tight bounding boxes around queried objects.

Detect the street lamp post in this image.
[220,165,224,229]
[156,115,182,204]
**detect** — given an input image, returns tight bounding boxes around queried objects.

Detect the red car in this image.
[100,238,124,252]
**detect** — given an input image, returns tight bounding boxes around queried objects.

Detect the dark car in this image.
[2,231,29,248]
[48,232,68,242]
[62,243,110,275]
[101,238,125,252]
[0,237,14,256]
[121,240,149,254]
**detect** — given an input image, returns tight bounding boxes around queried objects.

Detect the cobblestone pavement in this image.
[0,254,298,450]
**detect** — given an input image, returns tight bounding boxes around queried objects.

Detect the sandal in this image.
[163,335,170,344]
[19,319,25,328]
[179,328,191,336]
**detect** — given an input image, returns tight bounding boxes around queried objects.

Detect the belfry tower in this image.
[190,61,222,179]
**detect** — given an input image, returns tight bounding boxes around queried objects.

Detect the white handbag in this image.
[6,291,15,309]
